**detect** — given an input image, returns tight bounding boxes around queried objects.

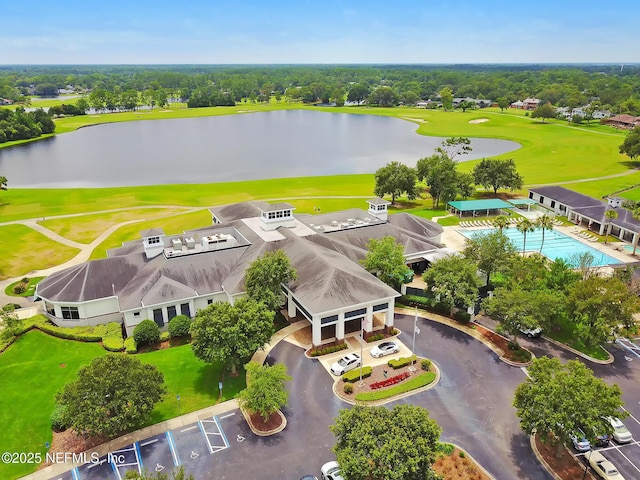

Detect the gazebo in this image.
[447,199,514,218]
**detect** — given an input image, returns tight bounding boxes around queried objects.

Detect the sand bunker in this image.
[402,117,428,123]
[468,118,489,124]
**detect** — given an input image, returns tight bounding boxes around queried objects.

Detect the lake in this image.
[0,110,521,188]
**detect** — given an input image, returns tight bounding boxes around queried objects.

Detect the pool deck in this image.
[442,223,637,271]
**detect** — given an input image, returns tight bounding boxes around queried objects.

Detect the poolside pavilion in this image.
[447,199,514,218]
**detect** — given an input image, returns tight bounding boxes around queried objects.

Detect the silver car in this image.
[608,417,633,443]
[570,428,591,452]
[370,341,400,358]
[321,461,344,480]
[330,353,361,376]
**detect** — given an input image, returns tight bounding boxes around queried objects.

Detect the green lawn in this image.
[0,331,107,480]
[545,316,610,361]
[39,207,188,244]
[0,330,244,479]
[0,225,79,280]
[4,276,45,297]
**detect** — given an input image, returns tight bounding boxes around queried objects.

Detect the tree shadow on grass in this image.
[619,160,640,170]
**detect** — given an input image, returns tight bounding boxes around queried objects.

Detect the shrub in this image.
[124,337,137,354]
[133,319,160,346]
[388,355,417,369]
[343,383,353,394]
[12,283,26,294]
[160,331,170,342]
[453,310,471,323]
[37,321,102,341]
[50,404,69,432]
[390,328,399,336]
[354,372,436,401]
[421,359,432,371]
[512,348,532,362]
[365,333,385,343]
[102,322,124,352]
[437,443,455,456]
[168,315,191,337]
[459,450,466,458]
[21,277,29,283]
[309,343,348,357]
[342,366,372,383]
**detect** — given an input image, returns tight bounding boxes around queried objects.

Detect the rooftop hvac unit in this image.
[185,237,195,249]
[171,238,182,250]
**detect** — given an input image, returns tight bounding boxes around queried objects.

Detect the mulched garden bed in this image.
[474,324,532,363]
[433,447,490,480]
[534,433,589,480]
[248,411,284,433]
[336,359,430,401]
[39,429,108,469]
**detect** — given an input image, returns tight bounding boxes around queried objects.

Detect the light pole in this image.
[581,449,593,480]
[176,394,181,416]
[409,307,419,372]
[359,330,364,386]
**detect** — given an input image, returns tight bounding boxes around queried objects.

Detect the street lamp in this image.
[581,449,593,480]
[409,307,420,372]
[359,330,364,386]
[176,394,181,416]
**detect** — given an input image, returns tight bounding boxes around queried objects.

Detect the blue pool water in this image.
[461,228,622,267]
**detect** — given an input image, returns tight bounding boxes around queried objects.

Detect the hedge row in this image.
[365,333,385,343]
[354,372,436,401]
[342,366,372,383]
[388,355,417,369]
[102,323,124,352]
[310,343,348,357]
[124,337,137,354]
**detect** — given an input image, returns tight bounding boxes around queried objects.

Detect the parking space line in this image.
[621,406,640,427]
[166,431,180,466]
[520,367,531,379]
[214,415,230,449]
[140,439,158,447]
[111,461,121,480]
[587,440,640,453]
[181,425,198,432]
[134,442,143,472]
[617,448,640,474]
[71,468,79,480]
[198,420,214,454]
[219,412,235,419]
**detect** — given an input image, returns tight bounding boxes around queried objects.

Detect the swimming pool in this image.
[461,227,622,267]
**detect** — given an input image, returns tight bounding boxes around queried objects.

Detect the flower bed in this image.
[370,371,410,389]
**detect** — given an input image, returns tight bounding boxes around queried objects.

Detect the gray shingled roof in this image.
[529,186,602,209]
[140,228,165,238]
[367,198,391,206]
[573,205,640,233]
[209,201,269,223]
[263,202,295,211]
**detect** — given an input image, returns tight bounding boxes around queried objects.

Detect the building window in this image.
[373,303,388,312]
[153,309,163,326]
[540,196,545,204]
[60,306,80,320]
[268,212,276,219]
[529,192,533,199]
[181,303,191,317]
[44,302,55,315]
[345,308,367,319]
[550,201,556,208]
[148,236,160,245]
[167,306,177,320]
[133,311,140,317]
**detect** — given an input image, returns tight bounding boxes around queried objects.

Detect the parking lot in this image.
[53,414,232,480]
[575,408,640,479]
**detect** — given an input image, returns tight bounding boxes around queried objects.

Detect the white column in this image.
[599,222,605,235]
[385,299,395,328]
[287,291,296,318]
[336,312,345,341]
[633,232,639,247]
[364,305,374,333]
[312,316,322,347]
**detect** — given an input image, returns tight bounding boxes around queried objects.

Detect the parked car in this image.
[330,353,361,376]
[321,461,344,480]
[588,450,626,480]
[608,416,633,443]
[518,325,542,338]
[570,428,591,452]
[370,341,400,358]
[299,476,318,480]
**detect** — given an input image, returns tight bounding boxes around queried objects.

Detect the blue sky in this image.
[2,0,639,64]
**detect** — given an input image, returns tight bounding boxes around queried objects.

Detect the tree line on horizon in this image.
[1,64,640,115]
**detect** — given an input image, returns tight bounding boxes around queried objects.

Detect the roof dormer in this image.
[259,203,296,231]
[366,198,391,222]
[141,228,166,259]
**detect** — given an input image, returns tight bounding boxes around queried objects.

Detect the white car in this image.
[608,417,633,444]
[370,341,400,358]
[588,450,625,480]
[330,353,361,376]
[321,461,344,480]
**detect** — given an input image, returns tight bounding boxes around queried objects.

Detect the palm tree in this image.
[536,214,554,253]
[604,209,618,244]
[492,215,510,233]
[516,218,535,255]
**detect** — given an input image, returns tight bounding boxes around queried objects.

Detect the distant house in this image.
[510,100,524,109]
[522,98,541,110]
[603,114,640,130]
[0,98,13,105]
[452,97,492,108]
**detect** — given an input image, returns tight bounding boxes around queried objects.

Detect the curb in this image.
[541,335,614,364]
[240,407,287,436]
[334,362,441,406]
[529,434,595,480]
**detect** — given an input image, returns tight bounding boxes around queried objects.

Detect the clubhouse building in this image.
[36,199,445,347]
[528,186,640,244]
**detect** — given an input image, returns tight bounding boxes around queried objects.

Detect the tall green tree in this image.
[516,218,535,255]
[472,158,523,194]
[463,230,517,286]
[190,298,275,375]
[56,354,166,438]
[347,83,370,105]
[416,152,458,208]
[566,276,640,346]
[604,208,618,244]
[362,236,412,289]
[492,215,510,232]
[238,362,291,421]
[513,357,626,458]
[373,161,420,204]
[497,97,509,112]
[331,404,442,480]
[619,126,640,161]
[439,86,453,111]
[423,255,480,316]
[530,102,556,123]
[535,214,554,253]
[456,172,475,199]
[244,249,297,311]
